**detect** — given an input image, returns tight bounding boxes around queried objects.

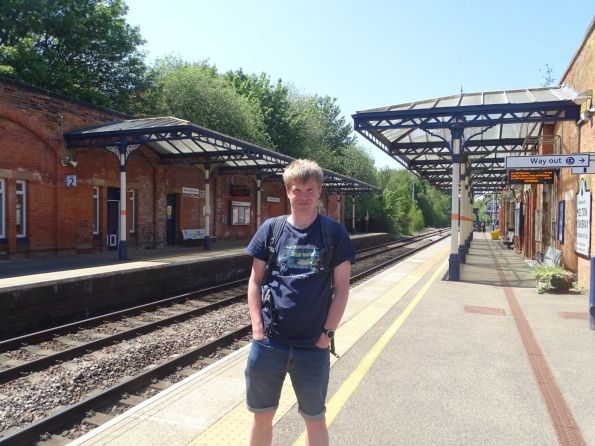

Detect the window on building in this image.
[0,179,5,238]
[16,180,26,237]
[130,189,135,233]
[93,187,99,234]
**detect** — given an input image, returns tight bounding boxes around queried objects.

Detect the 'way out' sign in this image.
[505,154,590,169]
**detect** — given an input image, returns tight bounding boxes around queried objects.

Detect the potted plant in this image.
[528,264,575,294]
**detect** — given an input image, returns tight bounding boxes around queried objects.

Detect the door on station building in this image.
[107,187,120,251]
[166,193,177,245]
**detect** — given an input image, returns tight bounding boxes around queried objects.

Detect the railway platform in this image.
[0,233,383,285]
[58,232,594,446]
[0,232,392,347]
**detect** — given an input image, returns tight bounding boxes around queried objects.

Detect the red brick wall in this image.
[0,77,352,259]
[557,21,595,291]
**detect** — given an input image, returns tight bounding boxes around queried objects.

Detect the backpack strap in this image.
[261,215,288,285]
[320,215,340,358]
[321,215,335,270]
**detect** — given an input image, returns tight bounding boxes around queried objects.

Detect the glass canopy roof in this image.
[65,117,381,195]
[353,85,583,196]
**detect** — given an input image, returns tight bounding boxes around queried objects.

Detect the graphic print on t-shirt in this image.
[277,244,321,273]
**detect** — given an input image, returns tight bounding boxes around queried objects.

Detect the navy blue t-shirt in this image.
[246,214,356,348]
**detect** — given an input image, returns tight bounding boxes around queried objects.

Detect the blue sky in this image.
[123,0,594,169]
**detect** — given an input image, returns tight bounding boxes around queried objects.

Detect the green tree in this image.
[368,167,450,235]
[337,142,377,186]
[224,70,302,153]
[0,0,148,112]
[416,180,450,227]
[473,197,491,225]
[140,57,272,148]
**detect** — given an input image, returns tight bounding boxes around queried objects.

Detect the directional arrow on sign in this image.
[505,153,590,169]
[571,155,595,174]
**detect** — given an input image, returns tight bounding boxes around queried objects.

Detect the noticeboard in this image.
[575,179,591,257]
[508,170,554,184]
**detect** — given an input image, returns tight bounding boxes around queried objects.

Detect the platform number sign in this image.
[66,175,77,187]
[575,179,591,257]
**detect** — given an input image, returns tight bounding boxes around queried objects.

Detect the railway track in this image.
[0,230,449,445]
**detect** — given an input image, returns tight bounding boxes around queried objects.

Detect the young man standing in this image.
[245,159,355,446]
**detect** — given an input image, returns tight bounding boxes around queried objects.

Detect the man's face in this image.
[286,179,322,216]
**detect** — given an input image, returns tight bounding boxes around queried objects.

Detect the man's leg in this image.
[304,417,329,446]
[248,410,276,446]
[245,339,288,445]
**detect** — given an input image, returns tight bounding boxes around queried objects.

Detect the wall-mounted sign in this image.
[267,197,280,202]
[535,209,542,242]
[557,200,565,243]
[571,154,595,174]
[508,170,554,184]
[182,187,200,195]
[231,201,251,225]
[575,178,591,257]
[230,185,251,196]
[65,175,77,187]
[506,154,589,169]
[485,198,498,215]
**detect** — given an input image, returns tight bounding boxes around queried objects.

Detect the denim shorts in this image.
[245,337,330,421]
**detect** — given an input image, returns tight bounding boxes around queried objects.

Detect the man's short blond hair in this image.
[283,159,323,188]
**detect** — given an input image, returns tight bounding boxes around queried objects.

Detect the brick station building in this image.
[0,77,378,260]
[498,18,595,292]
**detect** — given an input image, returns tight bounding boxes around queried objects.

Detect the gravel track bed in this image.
[0,302,250,433]
[0,237,438,438]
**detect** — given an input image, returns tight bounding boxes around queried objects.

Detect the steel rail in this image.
[0,232,450,446]
[0,326,252,446]
[0,294,246,384]
[0,232,450,384]
[0,279,247,352]
[355,229,449,261]
[351,231,450,282]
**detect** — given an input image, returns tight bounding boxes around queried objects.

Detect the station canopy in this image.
[64,117,381,195]
[352,86,583,197]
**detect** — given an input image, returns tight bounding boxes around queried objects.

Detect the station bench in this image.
[500,231,515,249]
[181,229,216,247]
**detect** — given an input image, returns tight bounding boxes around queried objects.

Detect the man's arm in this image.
[248,257,267,340]
[316,259,351,348]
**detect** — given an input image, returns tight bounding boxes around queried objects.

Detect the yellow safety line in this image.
[189,244,449,446]
[292,260,448,446]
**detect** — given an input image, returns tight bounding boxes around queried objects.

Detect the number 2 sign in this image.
[66,175,77,187]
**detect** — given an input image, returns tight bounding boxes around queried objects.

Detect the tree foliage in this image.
[0,1,451,233]
[224,70,300,153]
[0,0,148,112]
[355,168,450,236]
[140,57,272,148]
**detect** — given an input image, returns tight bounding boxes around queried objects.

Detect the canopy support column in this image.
[352,196,356,234]
[119,151,127,261]
[464,177,472,246]
[256,175,262,228]
[204,164,211,250]
[459,164,468,263]
[106,143,140,261]
[449,130,462,280]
